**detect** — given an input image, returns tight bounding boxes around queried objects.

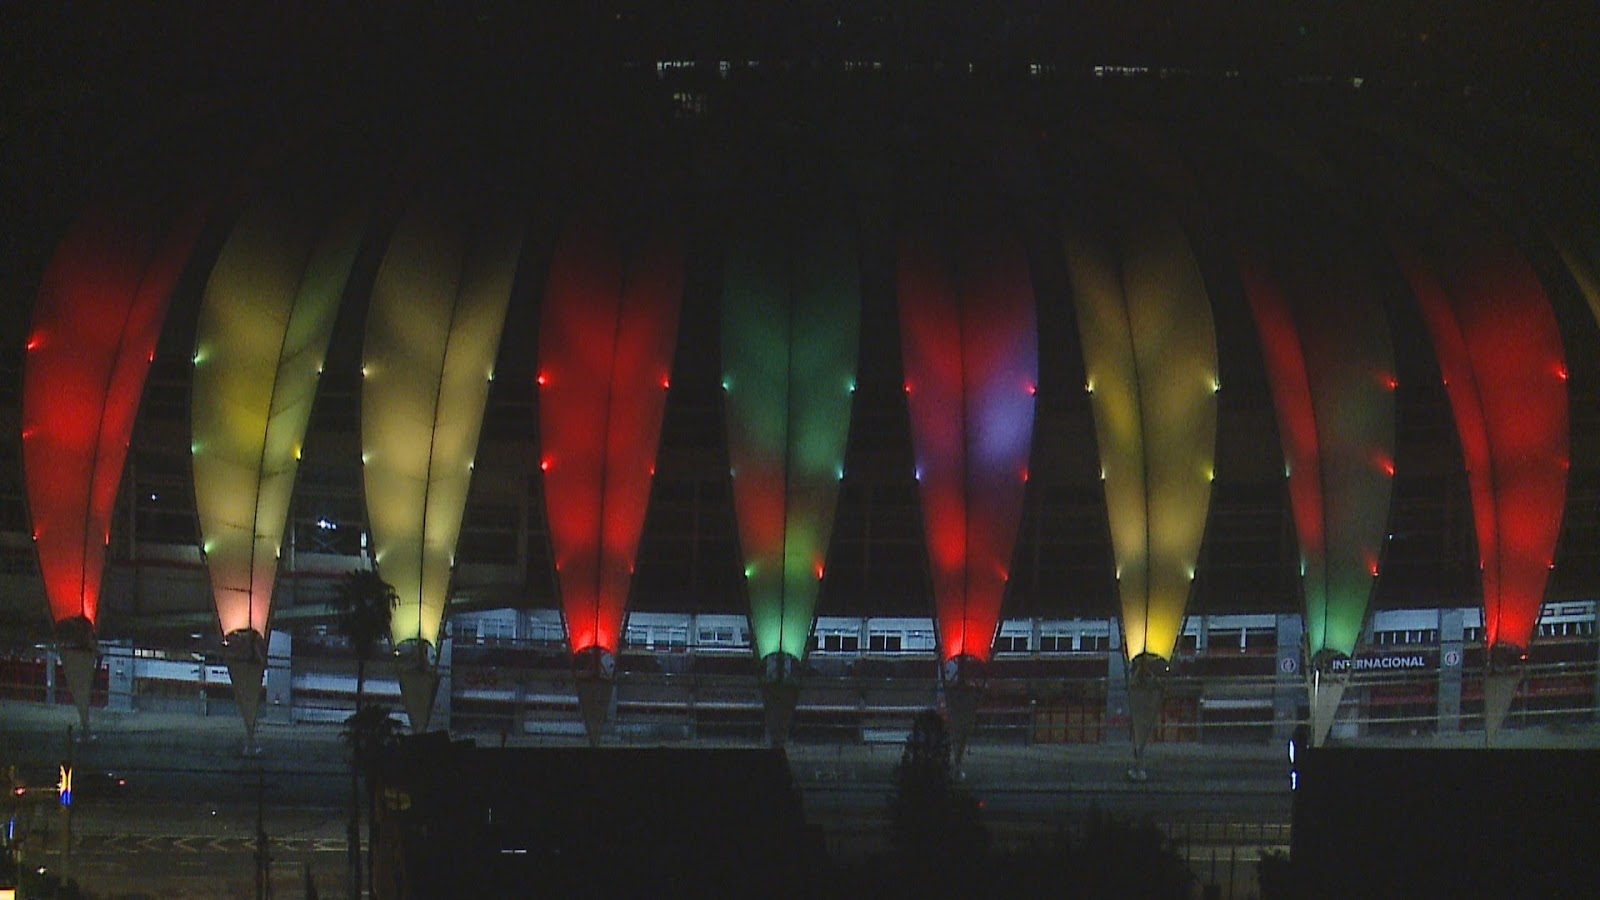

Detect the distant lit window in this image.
[697,626,738,646]
[672,92,707,117]
[994,634,1029,653]
[820,633,860,653]
[529,620,565,645]
[481,617,515,644]
[1374,629,1439,646]
[868,633,903,653]
[1039,634,1074,653]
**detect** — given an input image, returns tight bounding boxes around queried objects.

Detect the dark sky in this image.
[1,1,1594,243]
[5,2,1594,123]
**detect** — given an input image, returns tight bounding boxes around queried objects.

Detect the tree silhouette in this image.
[887,708,989,898]
[344,704,402,897]
[331,569,397,900]
[979,809,1196,899]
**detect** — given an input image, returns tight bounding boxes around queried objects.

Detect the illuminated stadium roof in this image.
[2,6,1598,676]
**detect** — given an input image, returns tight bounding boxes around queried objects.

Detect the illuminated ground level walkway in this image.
[5,607,1598,750]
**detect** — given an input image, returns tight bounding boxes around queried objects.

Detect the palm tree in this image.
[332,569,397,899]
[333,569,398,706]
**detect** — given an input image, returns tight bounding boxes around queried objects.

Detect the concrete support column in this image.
[1437,609,1465,733]
[1594,625,1600,725]
[105,640,134,712]
[45,649,57,703]
[1273,614,1304,741]
[433,636,453,732]
[513,675,528,735]
[265,630,293,725]
[1105,620,1129,745]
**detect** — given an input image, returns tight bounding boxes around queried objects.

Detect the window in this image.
[993,634,1029,653]
[1210,629,1244,651]
[1374,629,1440,646]
[820,633,860,653]
[480,616,516,644]
[1244,628,1276,651]
[672,92,707,117]
[868,633,903,652]
[528,619,566,645]
[1039,634,1074,653]
[623,624,687,650]
[1080,634,1110,652]
[1537,621,1591,639]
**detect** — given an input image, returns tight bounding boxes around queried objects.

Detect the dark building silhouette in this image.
[371,737,817,898]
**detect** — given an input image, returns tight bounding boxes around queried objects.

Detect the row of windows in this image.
[449,621,1132,657]
[627,626,687,650]
[617,620,1600,654]
[995,634,1113,653]
[1373,629,1441,646]
[815,631,941,653]
[1539,621,1597,639]
[698,625,743,645]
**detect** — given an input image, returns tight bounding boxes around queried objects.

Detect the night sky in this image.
[3,2,1596,215]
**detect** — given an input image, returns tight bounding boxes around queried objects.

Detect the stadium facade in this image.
[2,68,1599,752]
